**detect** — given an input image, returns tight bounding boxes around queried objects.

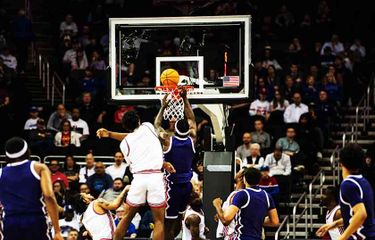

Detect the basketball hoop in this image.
[155,85,194,121]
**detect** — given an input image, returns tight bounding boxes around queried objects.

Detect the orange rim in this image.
[154,85,194,94]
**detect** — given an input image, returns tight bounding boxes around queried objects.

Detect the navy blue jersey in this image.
[340,175,375,239]
[0,160,45,217]
[231,187,275,240]
[164,136,195,184]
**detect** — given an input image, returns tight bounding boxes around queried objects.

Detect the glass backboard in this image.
[109,15,252,103]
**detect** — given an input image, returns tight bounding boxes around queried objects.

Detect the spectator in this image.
[90,51,106,70]
[28,118,53,155]
[249,88,270,117]
[288,63,303,84]
[67,229,79,240]
[322,72,342,104]
[283,92,308,123]
[251,119,271,150]
[60,14,78,37]
[79,183,90,194]
[261,46,282,70]
[114,105,135,125]
[320,34,344,56]
[53,180,66,209]
[12,9,33,73]
[54,206,80,238]
[114,206,140,238]
[63,155,80,191]
[47,103,72,132]
[265,65,281,88]
[350,38,366,60]
[235,132,252,163]
[245,143,264,168]
[24,106,40,130]
[63,42,81,67]
[275,5,294,28]
[54,119,82,148]
[282,75,297,102]
[320,46,335,67]
[106,151,132,183]
[85,36,104,60]
[78,25,91,48]
[79,153,96,183]
[87,161,113,198]
[269,90,289,112]
[0,48,17,71]
[137,209,155,238]
[302,75,319,105]
[79,68,97,96]
[276,127,300,158]
[71,49,88,70]
[258,166,280,201]
[69,107,90,141]
[315,90,336,145]
[99,177,125,202]
[49,159,69,189]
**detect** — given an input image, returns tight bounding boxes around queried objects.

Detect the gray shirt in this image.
[276,137,300,153]
[98,188,122,202]
[236,144,251,160]
[47,111,72,132]
[251,131,271,149]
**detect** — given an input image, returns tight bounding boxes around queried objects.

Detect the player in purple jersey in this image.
[154,89,197,240]
[213,167,280,240]
[317,143,375,240]
[0,137,63,240]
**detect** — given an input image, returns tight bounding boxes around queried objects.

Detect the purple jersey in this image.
[231,187,275,240]
[164,136,195,184]
[340,175,375,239]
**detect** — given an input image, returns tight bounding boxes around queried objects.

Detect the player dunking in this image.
[154,89,197,240]
[96,111,173,240]
[0,137,63,240]
[317,143,375,240]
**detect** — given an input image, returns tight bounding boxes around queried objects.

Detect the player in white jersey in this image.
[317,186,344,239]
[96,111,175,240]
[76,185,130,240]
[182,192,207,240]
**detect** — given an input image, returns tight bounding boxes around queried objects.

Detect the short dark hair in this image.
[243,167,262,186]
[121,110,140,132]
[5,137,30,163]
[113,177,124,183]
[325,186,339,203]
[175,119,190,137]
[339,143,364,171]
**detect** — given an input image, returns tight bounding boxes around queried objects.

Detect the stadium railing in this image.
[43,155,114,166]
[0,155,42,167]
[275,215,289,240]
[292,192,308,238]
[308,169,325,232]
[330,145,340,186]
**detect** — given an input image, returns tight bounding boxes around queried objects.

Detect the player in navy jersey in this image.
[213,167,280,240]
[0,137,63,240]
[317,143,375,240]
[154,89,197,240]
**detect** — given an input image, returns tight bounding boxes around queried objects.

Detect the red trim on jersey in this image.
[133,169,162,174]
[126,199,145,207]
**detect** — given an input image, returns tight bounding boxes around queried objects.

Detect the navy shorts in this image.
[165,181,193,219]
[3,215,51,240]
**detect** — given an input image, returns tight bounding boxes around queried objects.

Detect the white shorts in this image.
[126,173,166,208]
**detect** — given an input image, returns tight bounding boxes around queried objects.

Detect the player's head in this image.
[339,143,365,173]
[72,193,94,214]
[175,119,190,138]
[243,167,262,187]
[189,191,203,213]
[4,137,30,163]
[122,110,140,132]
[321,186,339,208]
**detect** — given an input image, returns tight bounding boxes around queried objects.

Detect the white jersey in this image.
[216,191,237,239]
[326,205,344,240]
[82,201,115,240]
[182,207,206,240]
[120,122,163,174]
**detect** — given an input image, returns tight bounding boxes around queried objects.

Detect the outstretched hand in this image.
[161,93,171,108]
[96,128,110,139]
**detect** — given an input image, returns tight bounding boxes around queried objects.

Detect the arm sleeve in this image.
[83,122,89,135]
[79,168,86,183]
[340,180,363,207]
[231,190,249,209]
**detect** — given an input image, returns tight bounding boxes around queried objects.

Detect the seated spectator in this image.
[87,161,113,198]
[302,75,319,105]
[55,206,80,238]
[258,166,280,201]
[322,72,342,104]
[79,183,90,194]
[265,65,281,91]
[53,180,66,210]
[261,46,282,70]
[79,68,97,96]
[106,151,133,183]
[283,92,308,123]
[320,46,335,67]
[49,159,69,189]
[245,143,264,168]
[137,209,155,238]
[63,155,80,191]
[47,103,72,132]
[315,90,337,145]
[275,5,294,28]
[249,88,270,118]
[276,127,300,158]
[251,119,271,151]
[79,153,96,183]
[114,206,140,238]
[62,42,81,67]
[67,229,79,240]
[24,106,40,130]
[0,48,17,71]
[28,118,53,155]
[71,49,88,70]
[69,107,90,141]
[281,75,298,102]
[90,51,106,70]
[269,90,289,112]
[288,63,303,83]
[114,105,135,125]
[235,132,252,163]
[320,34,344,56]
[350,38,366,60]
[54,119,82,148]
[85,36,104,59]
[79,25,91,48]
[60,14,78,37]
[99,177,125,202]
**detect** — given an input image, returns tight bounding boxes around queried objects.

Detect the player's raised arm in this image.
[96,185,131,211]
[96,128,128,141]
[154,94,169,136]
[37,163,63,240]
[181,88,197,141]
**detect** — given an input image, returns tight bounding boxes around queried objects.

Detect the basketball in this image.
[160,68,180,87]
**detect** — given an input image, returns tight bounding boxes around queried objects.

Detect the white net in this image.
[163,89,185,121]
